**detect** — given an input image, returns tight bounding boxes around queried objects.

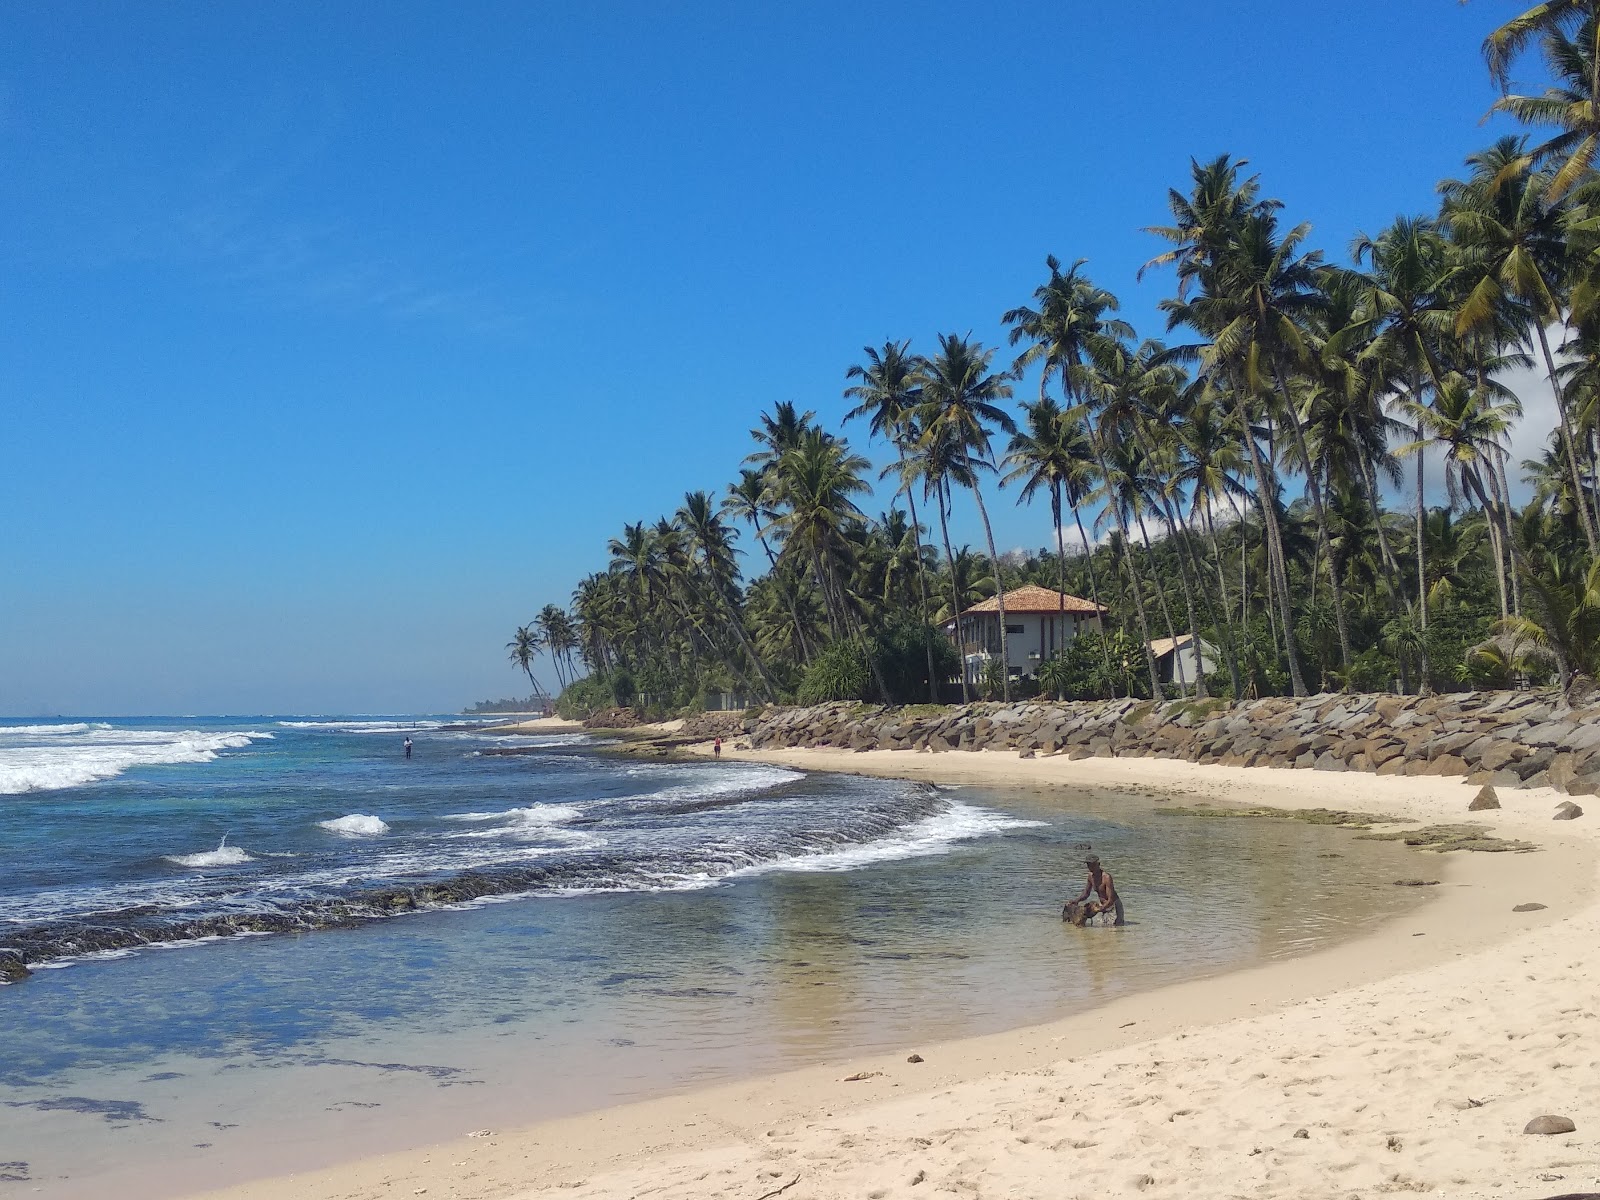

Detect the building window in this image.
[1005,624,1024,634]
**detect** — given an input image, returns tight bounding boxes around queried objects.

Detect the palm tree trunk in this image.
[964,459,1011,703]
[1231,390,1307,695]
[934,485,972,703]
[1052,483,1067,668]
[1133,509,1188,696]
[1070,504,1117,688]
[903,486,940,703]
[756,529,813,665]
[1273,372,1353,679]
[1493,453,1522,616]
[1199,498,1245,698]
[1093,443,1163,698]
[1535,321,1600,555]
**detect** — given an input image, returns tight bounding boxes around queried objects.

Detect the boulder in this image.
[1513,903,1548,912]
[1523,1114,1577,1135]
[1477,741,1526,773]
[0,950,29,984]
[1554,801,1584,821]
[1468,785,1501,811]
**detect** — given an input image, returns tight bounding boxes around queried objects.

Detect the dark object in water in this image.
[1062,898,1125,927]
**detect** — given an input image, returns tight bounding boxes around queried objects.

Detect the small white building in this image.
[942,585,1107,684]
[1149,634,1218,687]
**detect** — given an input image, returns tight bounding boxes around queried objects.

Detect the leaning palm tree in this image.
[534,604,571,690]
[844,340,940,700]
[506,625,546,704]
[918,334,1018,701]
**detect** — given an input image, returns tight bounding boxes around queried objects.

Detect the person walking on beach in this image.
[1072,854,1124,925]
[713,737,722,758]
[403,736,413,760]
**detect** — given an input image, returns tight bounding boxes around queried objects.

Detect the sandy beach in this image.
[176,744,1599,1200]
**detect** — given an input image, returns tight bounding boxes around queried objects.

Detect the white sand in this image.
[186,748,1599,1200]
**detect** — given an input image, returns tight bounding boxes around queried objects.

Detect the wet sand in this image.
[175,747,1599,1200]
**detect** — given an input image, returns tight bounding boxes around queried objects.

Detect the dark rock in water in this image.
[0,951,30,984]
[1514,902,1549,912]
[1524,1115,1577,1135]
[1468,785,1500,811]
[1393,879,1440,887]
[906,1053,924,1063]
[1554,801,1584,820]
[3,1096,159,1123]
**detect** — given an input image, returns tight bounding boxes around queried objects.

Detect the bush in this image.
[797,639,872,704]
[554,675,612,720]
[872,618,960,704]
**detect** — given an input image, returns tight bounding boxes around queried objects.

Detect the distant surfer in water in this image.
[403,736,413,759]
[1067,854,1124,926]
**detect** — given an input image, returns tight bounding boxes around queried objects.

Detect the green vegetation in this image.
[516,5,1600,712]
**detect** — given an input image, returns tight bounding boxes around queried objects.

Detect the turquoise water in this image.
[0,718,1429,1198]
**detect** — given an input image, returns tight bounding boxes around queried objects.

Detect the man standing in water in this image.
[1071,854,1124,925]
[403,736,413,760]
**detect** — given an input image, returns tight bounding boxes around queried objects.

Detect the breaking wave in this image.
[317,814,390,836]
[0,726,274,795]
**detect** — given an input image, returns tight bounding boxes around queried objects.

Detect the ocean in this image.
[0,717,1429,1197]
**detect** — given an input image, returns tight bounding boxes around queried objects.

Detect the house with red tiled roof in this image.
[941,585,1107,684]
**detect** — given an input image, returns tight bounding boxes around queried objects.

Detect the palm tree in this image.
[1153,159,1315,695]
[677,490,779,700]
[1351,215,1457,677]
[1485,5,1600,199]
[534,605,571,690]
[918,333,1018,701]
[899,418,977,702]
[1003,257,1132,687]
[767,428,891,699]
[844,340,941,700]
[1442,136,1599,553]
[506,625,546,703]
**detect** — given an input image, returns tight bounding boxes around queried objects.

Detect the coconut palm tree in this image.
[1351,215,1457,667]
[677,490,779,700]
[506,625,546,703]
[1485,6,1600,199]
[1442,136,1599,554]
[844,340,941,700]
[918,334,1018,701]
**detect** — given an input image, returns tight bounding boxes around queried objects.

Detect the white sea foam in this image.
[442,803,583,824]
[616,765,804,807]
[165,836,255,869]
[732,800,1045,877]
[0,728,274,795]
[0,722,114,737]
[277,719,450,733]
[317,814,390,836]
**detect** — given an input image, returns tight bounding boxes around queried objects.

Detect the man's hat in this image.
[1085,854,1100,866]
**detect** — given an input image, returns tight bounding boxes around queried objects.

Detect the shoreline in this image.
[181,747,1600,1200]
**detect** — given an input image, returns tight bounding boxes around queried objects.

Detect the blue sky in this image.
[0,1,1554,714]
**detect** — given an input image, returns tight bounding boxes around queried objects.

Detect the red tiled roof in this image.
[952,585,1107,618]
